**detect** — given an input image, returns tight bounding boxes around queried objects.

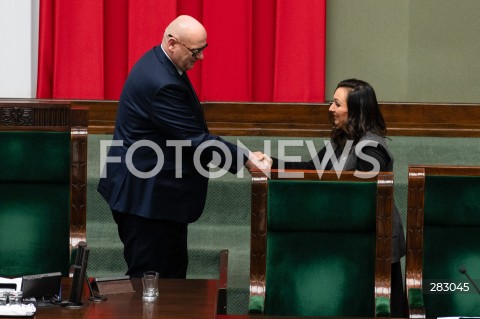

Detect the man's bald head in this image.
[165,15,206,42]
[162,15,208,72]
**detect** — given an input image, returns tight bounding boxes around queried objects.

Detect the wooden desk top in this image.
[34,278,219,319]
[217,316,390,319]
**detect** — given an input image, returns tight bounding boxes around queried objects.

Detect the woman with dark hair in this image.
[265,78,407,316]
[271,78,393,172]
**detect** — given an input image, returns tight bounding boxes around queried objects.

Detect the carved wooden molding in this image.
[0,105,70,128]
[375,173,394,301]
[0,106,33,126]
[70,105,89,250]
[71,126,88,247]
[406,167,425,292]
[249,171,268,307]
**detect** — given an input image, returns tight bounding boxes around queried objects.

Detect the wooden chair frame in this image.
[0,101,88,263]
[217,249,229,315]
[249,169,394,317]
[406,164,480,318]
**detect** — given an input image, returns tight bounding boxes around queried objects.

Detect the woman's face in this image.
[329,87,349,130]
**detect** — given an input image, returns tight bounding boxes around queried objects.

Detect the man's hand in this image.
[246,151,272,170]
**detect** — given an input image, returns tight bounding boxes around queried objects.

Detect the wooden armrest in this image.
[217,249,229,315]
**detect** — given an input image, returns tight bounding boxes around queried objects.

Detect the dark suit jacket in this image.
[98,45,247,223]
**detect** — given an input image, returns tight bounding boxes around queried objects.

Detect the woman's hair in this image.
[331,78,386,146]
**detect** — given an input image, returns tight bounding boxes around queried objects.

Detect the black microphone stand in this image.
[85,273,107,302]
[459,266,480,295]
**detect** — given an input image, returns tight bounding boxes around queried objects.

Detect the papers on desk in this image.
[0,304,36,317]
[0,277,36,317]
[0,277,22,292]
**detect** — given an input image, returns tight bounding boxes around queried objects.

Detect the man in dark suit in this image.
[98,15,268,278]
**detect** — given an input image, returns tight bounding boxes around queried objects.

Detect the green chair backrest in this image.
[0,131,71,276]
[264,179,379,316]
[422,175,480,317]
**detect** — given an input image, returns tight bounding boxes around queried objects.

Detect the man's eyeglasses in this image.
[168,34,208,58]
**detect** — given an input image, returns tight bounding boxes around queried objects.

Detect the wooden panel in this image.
[380,103,480,137]
[80,100,480,137]
[4,99,480,137]
[409,164,480,176]
[74,100,118,134]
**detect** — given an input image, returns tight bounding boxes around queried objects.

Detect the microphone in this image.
[459,266,480,295]
[85,273,107,302]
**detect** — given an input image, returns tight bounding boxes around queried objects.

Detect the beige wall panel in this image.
[326,0,480,103]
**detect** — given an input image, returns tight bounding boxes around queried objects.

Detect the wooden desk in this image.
[217,316,388,319]
[35,278,219,319]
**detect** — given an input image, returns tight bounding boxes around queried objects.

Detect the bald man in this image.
[98,15,267,278]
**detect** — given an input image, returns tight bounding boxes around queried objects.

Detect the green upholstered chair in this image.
[0,101,88,277]
[248,169,394,317]
[406,165,480,318]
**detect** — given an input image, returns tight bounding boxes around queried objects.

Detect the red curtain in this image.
[37,0,325,102]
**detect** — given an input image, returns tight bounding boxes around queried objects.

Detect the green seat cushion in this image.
[265,231,375,316]
[422,226,480,317]
[422,176,480,317]
[0,131,71,277]
[248,294,265,314]
[267,180,377,232]
[0,132,70,182]
[0,183,70,276]
[264,179,378,316]
[375,296,390,317]
[425,176,480,226]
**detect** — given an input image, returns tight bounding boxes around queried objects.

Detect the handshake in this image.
[246,151,273,171]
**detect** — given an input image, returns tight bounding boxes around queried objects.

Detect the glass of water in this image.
[142,271,159,302]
